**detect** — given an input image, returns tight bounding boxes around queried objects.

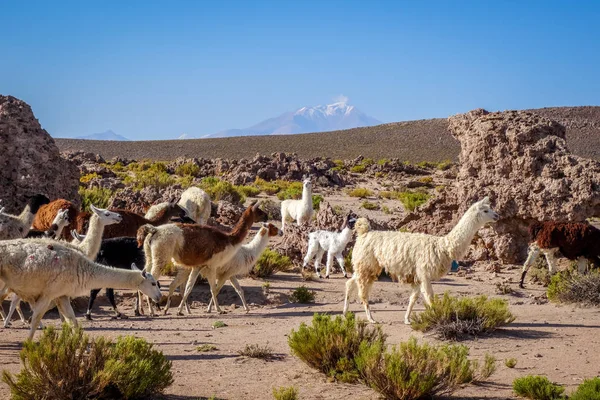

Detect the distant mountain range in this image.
[197,100,381,139]
[75,130,130,141]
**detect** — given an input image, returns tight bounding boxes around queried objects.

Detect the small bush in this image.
[347,187,373,198]
[252,249,292,278]
[505,358,517,368]
[350,165,366,173]
[80,172,100,184]
[175,162,201,177]
[410,293,515,340]
[288,313,386,383]
[289,286,315,303]
[377,158,390,166]
[379,190,399,200]
[1,325,172,400]
[418,176,433,184]
[276,182,303,201]
[416,161,437,169]
[254,178,282,195]
[513,375,565,400]
[437,160,453,170]
[176,175,195,188]
[124,167,175,190]
[312,194,324,210]
[237,185,261,197]
[212,321,227,329]
[570,377,600,400]
[79,187,114,211]
[356,337,496,399]
[397,191,430,212]
[272,386,299,400]
[361,201,379,211]
[201,178,245,204]
[197,344,218,352]
[547,270,600,305]
[238,343,276,360]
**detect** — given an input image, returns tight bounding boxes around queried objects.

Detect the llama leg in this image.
[85,289,101,320]
[325,252,335,279]
[420,281,434,307]
[314,248,326,278]
[27,298,52,341]
[0,287,9,320]
[178,268,201,316]
[4,294,21,328]
[207,278,226,313]
[404,285,420,325]
[520,243,540,288]
[543,248,559,274]
[335,253,348,278]
[164,268,189,315]
[343,275,357,314]
[15,299,25,324]
[201,270,224,314]
[576,257,588,275]
[357,279,376,323]
[303,240,318,271]
[55,296,78,328]
[106,289,124,319]
[229,277,249,312]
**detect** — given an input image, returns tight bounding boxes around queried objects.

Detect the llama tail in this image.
[528,221,543,242]
[354,218,371,236]
[137,224,157,248]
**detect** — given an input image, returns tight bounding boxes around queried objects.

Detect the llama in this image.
[519,221,600,288]
[76,202,187,239]
[304,214,357,278]
[281,177,313,231]
[31,199,78,240]
[0,194,50,240]
[26,208,70,239]
[71,231,147,320]
[343,197,499,324]
[136,201,268,316]
[163,222,283,315]
[0,238,161,340]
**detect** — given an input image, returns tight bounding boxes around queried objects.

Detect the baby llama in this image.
[303,214,357,278]
[31,199,78,240]
[519,221,600,288]
[26,208,70,238]
[281,177,313,231]
[344,197,499,324]
[0,194,50,240]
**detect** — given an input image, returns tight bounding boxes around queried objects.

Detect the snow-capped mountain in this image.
[177,133,193,139]
[204,100,381,138]
[75,130,130,141]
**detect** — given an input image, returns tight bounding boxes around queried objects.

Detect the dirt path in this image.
[1,267,598,400]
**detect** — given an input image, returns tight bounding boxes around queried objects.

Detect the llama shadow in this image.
[439,381,512,399]
[510,321,600,329]
[493,327,555,340]
[167,353,238,361]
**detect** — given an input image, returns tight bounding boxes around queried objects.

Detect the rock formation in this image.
[0,95,80,213]
[406,109,600,263]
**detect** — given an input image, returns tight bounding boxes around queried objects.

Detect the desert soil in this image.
[1,261,598,400]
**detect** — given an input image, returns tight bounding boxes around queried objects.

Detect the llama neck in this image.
[18,205,35,228]
[78,214,105,259]
[228,209,255,245]
[444,207,484,260]
[339,227,353,245]
[54,222,67,239]
[84,262,143,291]
[237,231,271,274]
[302,185,312,204]
[147,207,170,224]
[246,231,270,255]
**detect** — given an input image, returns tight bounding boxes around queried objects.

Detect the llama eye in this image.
[151,282,156,286]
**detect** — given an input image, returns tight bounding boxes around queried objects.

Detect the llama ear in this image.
[251,200,259,210]
[90,204,100,214]
[131,263,142,272]
[481,196,490,205]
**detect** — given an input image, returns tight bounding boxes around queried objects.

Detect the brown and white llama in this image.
[32,199,78,240]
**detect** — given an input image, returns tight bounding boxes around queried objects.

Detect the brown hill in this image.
[55,106,600,161]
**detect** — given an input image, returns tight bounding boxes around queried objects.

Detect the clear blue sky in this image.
[1,1,598,140]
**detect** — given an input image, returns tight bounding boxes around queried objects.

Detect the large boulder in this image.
[406,109,600,263]
[0,96,80,213]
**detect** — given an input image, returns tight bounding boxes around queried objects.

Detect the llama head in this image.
[250,200,269,223]
[473,196,499,224]
[131,263,162,303]
[71,229,85,244]
[52,209,70,228]
[165,202,190,220]
[28,194,50,213]
[262,222,283,237]
[302,177,312,192]
[354,218,371,235]
[90,204,123,226]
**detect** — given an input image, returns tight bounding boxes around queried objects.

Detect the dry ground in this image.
[1,264,599,400]
[55,106,600,161]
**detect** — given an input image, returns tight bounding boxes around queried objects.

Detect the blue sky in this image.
[1,1,598,140]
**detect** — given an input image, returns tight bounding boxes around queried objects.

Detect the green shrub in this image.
[200,176,221,188]
[513,375,565,400]
[272,386,299,400]
[437,160,453,170]
[175,162,201,177]
[312,194,324,210]
[237,185,261,197]
[102,161,125,172]
[1,325,172,400]
[350,165,366,173]
[201,178,245,204]
[176,175,195,188]
[212,321,227,329]
[355,337,495,399]
[254,178,282,195]
[252,249,292,278]
[410,293,515,340]
[347,187,373,198]
[288,313,386,383]
[80,172,100,184]
[289,286,315,303]
[418,176,433,184]
[197,344,218,352]
[570,377,600,400]
[377,158,390,166]
[79,187,114,211]
[397,191,430,212]
[416,161,437,169]
[547,270,600,305]
[123,164,175,190]
[238,343,275,360]
[505,358,517,368]
[276,182,303,201]
[361,201,379,211]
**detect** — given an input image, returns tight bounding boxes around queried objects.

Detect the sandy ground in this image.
[1,264,599,400]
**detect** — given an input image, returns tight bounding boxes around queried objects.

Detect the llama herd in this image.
[0,175,598,343]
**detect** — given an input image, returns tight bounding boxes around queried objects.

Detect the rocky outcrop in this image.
[0,96,80,213]
[406,109,600,263]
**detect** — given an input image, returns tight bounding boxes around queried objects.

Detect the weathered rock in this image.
[0,96,80,213]
[406,109,600,263]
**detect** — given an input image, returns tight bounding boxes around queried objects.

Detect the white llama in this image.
[0,194,50,240]
[281,177,313,231]
[0,238,161,341]
[343,197,499,324]
[163,222,283,315]
[303,214,357,278]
